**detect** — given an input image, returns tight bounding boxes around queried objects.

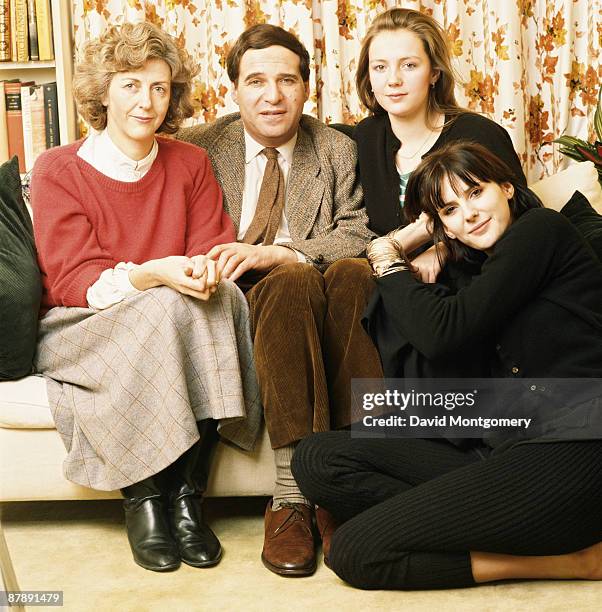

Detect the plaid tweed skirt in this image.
[34,282,262,491]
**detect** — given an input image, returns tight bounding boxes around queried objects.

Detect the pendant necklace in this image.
[396,129,436,160]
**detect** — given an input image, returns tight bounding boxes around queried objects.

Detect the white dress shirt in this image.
[240,130,306,262]
[77,130,158,309]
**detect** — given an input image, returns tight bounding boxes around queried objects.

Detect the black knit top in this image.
[371,204,602,445]
[354,112,527,236]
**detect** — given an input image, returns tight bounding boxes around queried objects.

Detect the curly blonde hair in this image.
[73,21,199,134]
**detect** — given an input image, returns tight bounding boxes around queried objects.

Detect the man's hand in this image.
[206,243,298,282]
[411,244,447,284]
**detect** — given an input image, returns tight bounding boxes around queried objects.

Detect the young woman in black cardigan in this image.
[292,141,602,590]
[353,8,525,235]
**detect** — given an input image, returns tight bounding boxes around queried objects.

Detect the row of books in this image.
[0,0,54,62]
[1,79,60,172]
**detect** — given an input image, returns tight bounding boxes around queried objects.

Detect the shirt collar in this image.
[97,129,158,175]
[243,129,298,165]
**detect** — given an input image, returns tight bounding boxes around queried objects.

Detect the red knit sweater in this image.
[31,137,235,310]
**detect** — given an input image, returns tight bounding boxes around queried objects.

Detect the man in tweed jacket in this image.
[178,24,374,577]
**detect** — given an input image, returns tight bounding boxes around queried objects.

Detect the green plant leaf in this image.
[554,135,590,150]
[558,149,587,163]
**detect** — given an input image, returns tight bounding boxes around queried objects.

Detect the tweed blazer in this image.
[177,113,373,266]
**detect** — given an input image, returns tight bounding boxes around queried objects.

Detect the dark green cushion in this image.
[0,156,42,380]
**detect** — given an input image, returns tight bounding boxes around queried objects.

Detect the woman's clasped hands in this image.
[128,254,220,300]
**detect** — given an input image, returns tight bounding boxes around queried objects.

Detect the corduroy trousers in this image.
[244,259,382,449]
[291,433,602,590]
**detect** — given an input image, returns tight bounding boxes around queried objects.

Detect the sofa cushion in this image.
[0,375,54,429]
[530,161,602,214]
[0,157,42,380]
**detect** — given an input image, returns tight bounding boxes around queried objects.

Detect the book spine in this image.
[0,81,9,162]
[43,81,58,148]
[0,0,10,61]
[9,0,16,60]
[20,82,33,170]
[5,80,26,172]
[26,0,38,60]
[14,0,27,61]
[29,83,46,162]
[34,0,51,60]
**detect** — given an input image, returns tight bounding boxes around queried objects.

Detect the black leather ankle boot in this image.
[121,476,180,572]
[167,420,222,567]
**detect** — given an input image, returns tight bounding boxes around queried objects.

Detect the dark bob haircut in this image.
[404,141,542,260]
[226,23,311,84]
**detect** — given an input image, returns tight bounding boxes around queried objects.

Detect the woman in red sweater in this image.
[31,22,261,572]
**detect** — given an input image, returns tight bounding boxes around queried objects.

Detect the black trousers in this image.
[291,433,602,590]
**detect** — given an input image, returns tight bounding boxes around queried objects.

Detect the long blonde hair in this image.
[356,8,465,123]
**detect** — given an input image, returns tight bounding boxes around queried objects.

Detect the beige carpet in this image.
[1,498,601,612]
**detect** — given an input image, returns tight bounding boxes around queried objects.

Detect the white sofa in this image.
[1,161,600,504]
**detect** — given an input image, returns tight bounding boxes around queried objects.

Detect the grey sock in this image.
[272,443,312,510]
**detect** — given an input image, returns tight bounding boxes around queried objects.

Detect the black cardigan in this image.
[353,112,527,236]
[367,204,602,445]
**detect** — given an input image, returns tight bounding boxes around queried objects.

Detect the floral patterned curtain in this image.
[72,0,601,182]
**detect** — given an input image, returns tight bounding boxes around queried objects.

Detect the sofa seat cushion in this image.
[0,375,54,429]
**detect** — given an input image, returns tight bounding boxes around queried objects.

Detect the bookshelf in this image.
[0,0,76,144]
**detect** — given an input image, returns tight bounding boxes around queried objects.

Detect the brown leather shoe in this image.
[315,506,340,568]
[261,500,316,576]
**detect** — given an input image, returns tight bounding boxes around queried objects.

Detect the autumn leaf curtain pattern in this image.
[72,0,601,182]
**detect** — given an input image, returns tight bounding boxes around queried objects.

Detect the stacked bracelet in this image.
[366,235,405,277]
[378,261,409,277]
